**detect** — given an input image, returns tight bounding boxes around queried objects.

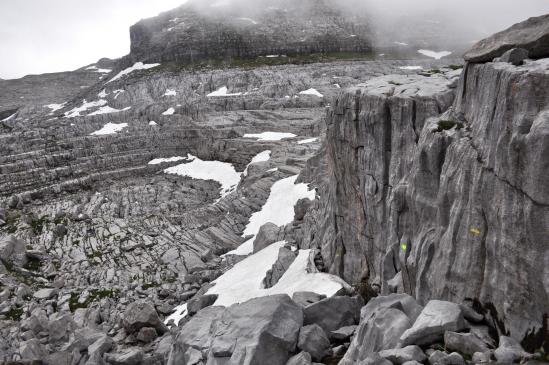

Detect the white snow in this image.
[149,121,158,126]
[243,150,271,176]
[148,156,187,165]
[237,17,258,25]
[243,132,296,141]
[113,90,125,99]
[207,86,242,97]
[162,108,175,116]
[164,89,177,97]
[164,154,241,198]
[400,66,423,70]
[98,89,108,98]
[299,88,324,98]
[169,17,179,23]
[65,99,107,118]
[209,241,346,307]
[298,138,319,144]
[106,62,161,84]
[86,65,112,73]
[90,122,128,136]
[88,106,130,116]
[165,303,187,325]
[45,103,66,113]
[1,112,16,122]
[334,84,341,88]
[394,41,409,46]
[418,49,452,59]
[227,175,316,255]
[266,55,280,58]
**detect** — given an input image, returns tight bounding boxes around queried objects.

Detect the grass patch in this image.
[30,215,49,235]
[24,256,43,272]
[5,307,24,321]
[69,289,118,312]
[142,282,160,290]
[436,119,464,132]
[388,80,402,86]
[447,64,464,70]
[429,69,442,74]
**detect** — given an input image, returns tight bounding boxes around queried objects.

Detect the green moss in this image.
[23,256,43,272]
[436,119,464,132]
[388,80,402,86]
[142,282,160,290]
[30,215,49,235]
[5,307,24,321]
[430,69,442,74]
[69,289,118,312]
[447,64,464,70]
[2,213,20,234]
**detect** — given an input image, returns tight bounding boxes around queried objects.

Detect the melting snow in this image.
[209,241,345,307]
[88,106,131,116]
[400,66,423,70]
[299,88,324,97]
[86,65,112,73]
[298,138,319,144]
[65,99,107,118]
[243,132,296,141]
[45,103,66,113]
[207,86,242,97]
[90,122,128,136]
[165,303,187,325]
[227,175,316,255]
[149,156,187,165]
[106,62,160,84]
[164,89,177,97]
[243,150,271,176]
[418,50,452,59]
[162,108,175,116]
[164,154,241,198]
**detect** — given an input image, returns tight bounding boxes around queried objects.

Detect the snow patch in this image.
[164,89,177,97]
[418,49,452,59]
[98,89,108,98]
[400,66,423,70]
[65,99,107,118]
[45,103,66,113]
[164,154,241,198]
[149,121,158,126]
[237,17,258,25]
[162,108,175,116]
[165,303,187,325]
[106,62,160,84]
[90,122,128,136]
[209,241,345,307]
[243,150,271,176]
[298,138,319,144]
[149,156,187,165]
[227,175,315,255]
[88,106,131,116]
[299,88,324,97]
[86,65,112,73]
[243,132,296,141]
[207,86,242,97]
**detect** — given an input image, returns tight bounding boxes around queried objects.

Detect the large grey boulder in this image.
[436,352,466,365]
[122,301,167,335]
[253,222,281,253]
[187,294,218,316]
[19,339,46,360]
[498,48,529,66]
[286,351,312,365]
[464,14,549,62]
[169,294,303,365]
[444,331,490,356]
[297,324,331,361]
[378,346,427,365]
[400,300,466,346]
[494,336,529,363]
[360,294,423,323]
[303,295,363,333]
[105,348,144,365]
[0,235,27,267]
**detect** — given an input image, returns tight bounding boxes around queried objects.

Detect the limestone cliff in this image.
[300,39,549,351]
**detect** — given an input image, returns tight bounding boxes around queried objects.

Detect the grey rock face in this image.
[498,47,529,65]
[303,296,363,333]
[444,331,490,357]
[263,247,297,288]
[187,294,218,316]
[464,14,549,62]
[494,336,529,363]
[378,346,427,365]
[400,300,466,347]
[297,324,330,361]
[122,301,167,335]
[329,325,357,342]
[253,222,282,253]
[170,295,303,365]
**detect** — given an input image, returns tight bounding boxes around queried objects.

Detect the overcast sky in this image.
[1,0,548,80]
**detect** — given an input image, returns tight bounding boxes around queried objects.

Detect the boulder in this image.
[494,336,529,363]
[253,223,281,253]
[286,351,312,365]
[105,348,144,365]
[444,331,490,356]
[88,335,114,359]
[169,294,303,365]
[294,198,312,221]
[297,324,331,361]
[499,48,529,65]
[472,351,492,364]
[263,247,297,288]
[399,300,466,346]
[187,294,218,316]
[122,301,167,335]
[136,327,157,343]
[304,295,363,332]
[33,288,58,300]
[360,293,423,323]
[329,325,357,342]
[0,235,27,267]
[19,339,46,360]
[464,14,549,62]
[378,346,427,365]
[437,352,466,365]
[428,350,447,365]
[64,327,106,352]
[48,314,76,342]
[292,292,326,307]
[357,353,394,365]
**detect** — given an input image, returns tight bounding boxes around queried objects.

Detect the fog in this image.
[1,0,548,79]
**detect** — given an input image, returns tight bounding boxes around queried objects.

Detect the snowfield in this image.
[207,86,243,97]
[148,156,187,165]
[227,175,316,255]
[88,106,131,116]
[418,49,452,59]
[243,132,296,141]
[106,62,160,84]
[299,88,324,97]
[90,123,129,136]
[164,154,241,198]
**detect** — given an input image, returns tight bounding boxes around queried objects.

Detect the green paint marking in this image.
[401,243,408,251]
